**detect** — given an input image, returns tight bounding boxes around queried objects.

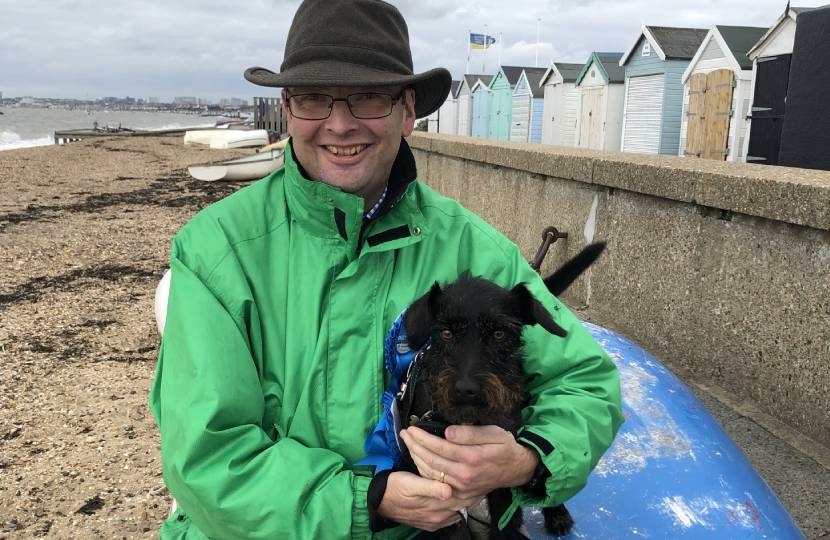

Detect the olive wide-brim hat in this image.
[244,0,451,118]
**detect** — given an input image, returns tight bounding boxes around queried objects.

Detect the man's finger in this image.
[408,447,454,485]
[404,426,465,462]
[405,472,453,500]
[445,424,510,445]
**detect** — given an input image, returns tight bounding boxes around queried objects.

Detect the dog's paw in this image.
[542,504,574,536]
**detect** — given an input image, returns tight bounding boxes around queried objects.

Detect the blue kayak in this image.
[526,322,805,539]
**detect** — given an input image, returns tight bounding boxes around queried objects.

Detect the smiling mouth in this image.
[324,144,367,156]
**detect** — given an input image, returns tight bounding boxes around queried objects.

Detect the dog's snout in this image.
[454,378,480,401]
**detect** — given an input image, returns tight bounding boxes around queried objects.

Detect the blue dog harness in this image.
[357,309,429,473]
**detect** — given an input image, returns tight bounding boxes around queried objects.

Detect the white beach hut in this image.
[540,62,582,146]
[438,80,461,135]
[679,25,767,162]
[574,52,626,151]
[455,74,487,137]
[743,6,814,164]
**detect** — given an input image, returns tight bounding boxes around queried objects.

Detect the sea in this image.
[0,106,225,151]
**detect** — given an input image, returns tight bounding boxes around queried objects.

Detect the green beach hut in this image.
[487,66,527,141]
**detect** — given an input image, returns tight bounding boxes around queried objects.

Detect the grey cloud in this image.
[4,0,827,100]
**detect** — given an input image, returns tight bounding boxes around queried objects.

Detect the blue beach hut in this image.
[488,66,526,141]
[619,25,708,155]
[470,76,493,139]
[510,68,547,144]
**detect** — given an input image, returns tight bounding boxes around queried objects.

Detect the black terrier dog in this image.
[397,243,605,539]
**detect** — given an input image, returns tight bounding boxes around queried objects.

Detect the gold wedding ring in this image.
[438,471,446,483]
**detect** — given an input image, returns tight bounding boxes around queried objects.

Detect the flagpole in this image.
[482,24,488,73]
[497,32,502,69]
[535,18,541,67]
[466,30,471,74]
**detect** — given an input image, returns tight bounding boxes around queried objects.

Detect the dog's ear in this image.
[404,282,442,348]
[511,283,568,337]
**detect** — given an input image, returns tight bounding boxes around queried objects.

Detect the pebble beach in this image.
[0,136,251,538]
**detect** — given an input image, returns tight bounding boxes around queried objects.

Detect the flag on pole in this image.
[469,32,496,49]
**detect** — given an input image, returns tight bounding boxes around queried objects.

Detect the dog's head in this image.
[403,275,566,427]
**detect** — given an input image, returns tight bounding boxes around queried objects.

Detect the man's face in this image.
[283,86,416,209]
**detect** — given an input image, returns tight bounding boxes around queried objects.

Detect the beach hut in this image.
[471,76,494,138]
[510,68,548,144]
[679,25,767,162]
[619,26,708,155]
[488,66,526,141]
[456,74,487,136]
[744,6,815,165]
[574,52,626,151]
[778,4,830,170]
[437,80,461,135]
[540,62,583,146]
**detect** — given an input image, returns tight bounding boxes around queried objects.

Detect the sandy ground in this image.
[0,136,253,538]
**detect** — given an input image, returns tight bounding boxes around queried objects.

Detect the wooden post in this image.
[254,97,287,136]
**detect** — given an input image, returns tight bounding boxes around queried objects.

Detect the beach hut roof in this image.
[498,66,528,86]
[575,52,625,86]
[518,68,548,97]
[462,74,489,90]
[717,25,769,70]
[540,62,583,86]
[620,25,708,65]
[470,76,493,93]
[747,5,815,59]
[682,25,767,83]
[450,80,462,99]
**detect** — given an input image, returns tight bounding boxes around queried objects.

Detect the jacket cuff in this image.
[515,429,558,503]
[351,474,373,538]
[367,470,399,533]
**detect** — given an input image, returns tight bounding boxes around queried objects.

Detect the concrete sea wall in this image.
[408,132,830,448]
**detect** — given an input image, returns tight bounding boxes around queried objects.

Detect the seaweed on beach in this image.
[0,263,158,310]
[0,169,247,231]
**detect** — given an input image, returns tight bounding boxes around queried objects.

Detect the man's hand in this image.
[400,425,540,500]
[377,471,469,531]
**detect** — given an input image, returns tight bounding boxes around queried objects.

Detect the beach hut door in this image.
[746,55,791,165]
[684,69,734,160]
[578,87,604,149]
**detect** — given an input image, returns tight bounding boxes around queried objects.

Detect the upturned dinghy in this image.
[183,129,271,149]
[523,322,804,539]
[187,149,284,182]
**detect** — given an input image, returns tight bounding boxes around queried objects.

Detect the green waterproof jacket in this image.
[149,141,623,539]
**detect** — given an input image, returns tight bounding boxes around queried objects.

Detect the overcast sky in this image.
[2,0,826,102]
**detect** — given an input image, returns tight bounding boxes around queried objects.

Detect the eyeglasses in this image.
[286,90,405,120]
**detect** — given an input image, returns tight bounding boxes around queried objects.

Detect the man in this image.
[149,0,622,538]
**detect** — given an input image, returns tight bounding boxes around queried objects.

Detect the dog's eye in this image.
[493,330,506,341]
[440,329,453,341]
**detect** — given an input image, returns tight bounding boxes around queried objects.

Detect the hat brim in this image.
[244,61,451,118]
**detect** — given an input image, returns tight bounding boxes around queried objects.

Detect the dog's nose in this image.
[455,379,480,401]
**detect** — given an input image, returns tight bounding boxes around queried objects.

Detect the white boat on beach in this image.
[187,149,284,182]
[183,129,271,149]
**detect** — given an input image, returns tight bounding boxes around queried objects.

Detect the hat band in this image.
[282,44,414,77]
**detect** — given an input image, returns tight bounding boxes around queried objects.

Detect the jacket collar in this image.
[282,138,427,253]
